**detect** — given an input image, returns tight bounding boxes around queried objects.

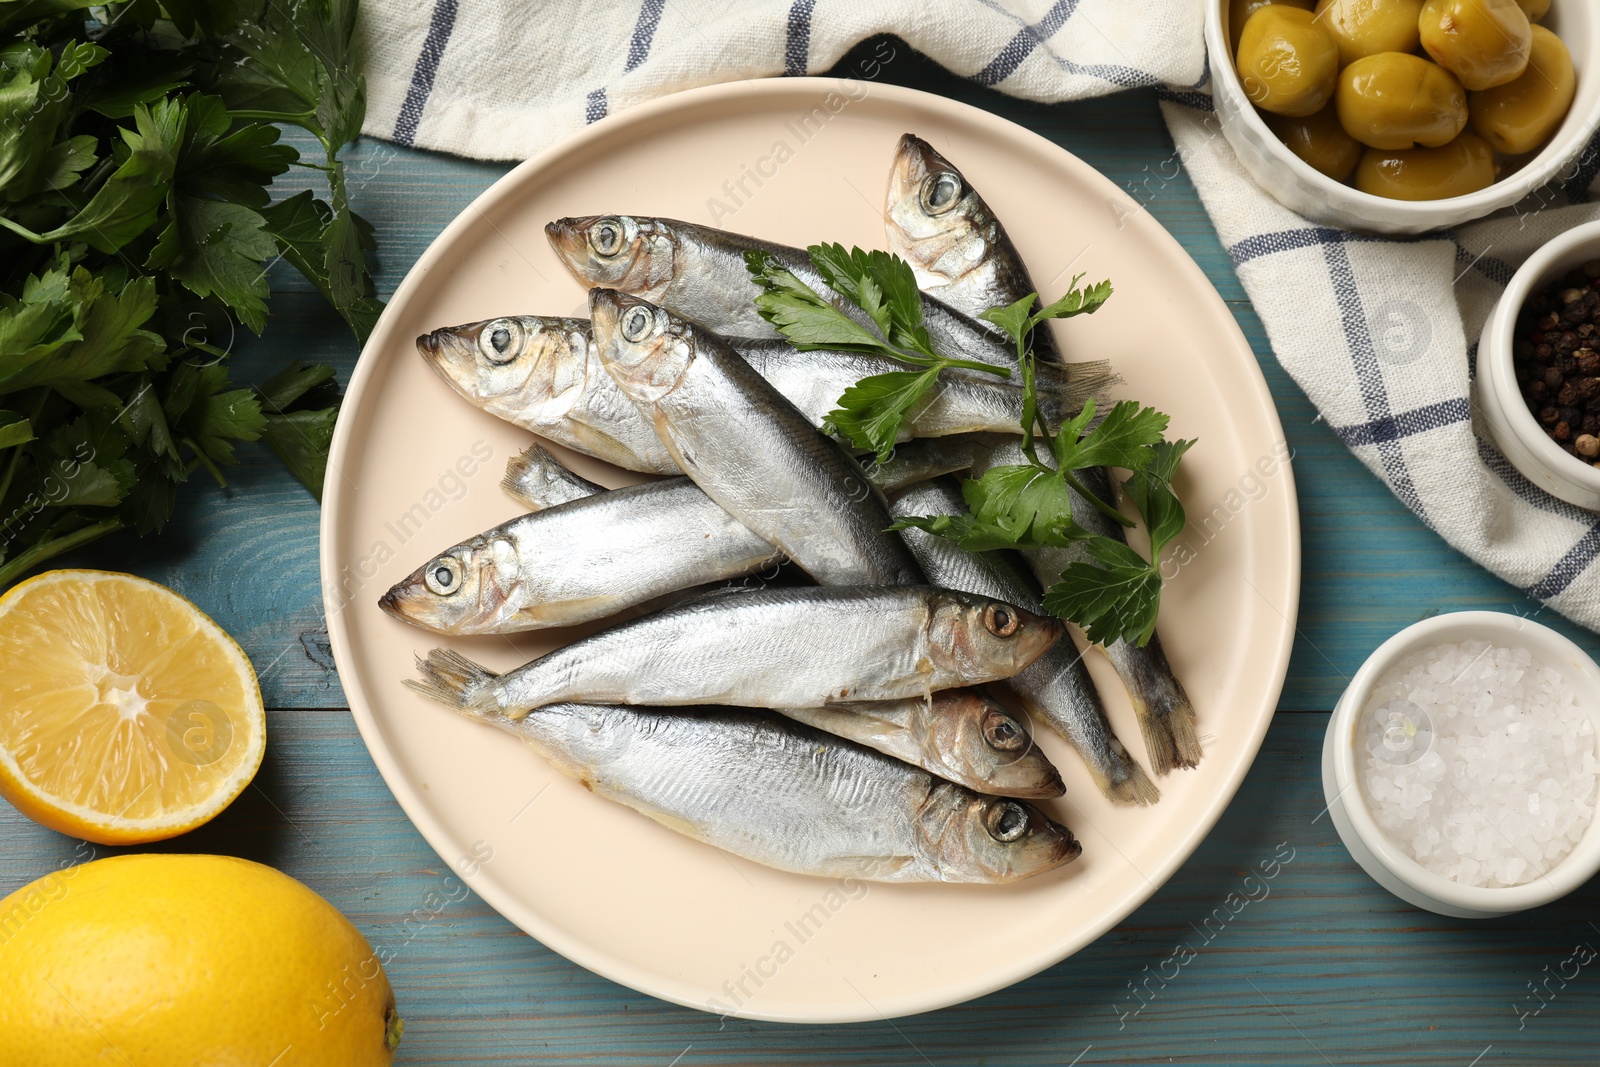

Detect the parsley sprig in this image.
[0,2,379,588]
[745,244,1009,462]
[747,244,1194,648]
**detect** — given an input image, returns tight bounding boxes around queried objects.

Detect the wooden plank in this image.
[3,712,1592,1064]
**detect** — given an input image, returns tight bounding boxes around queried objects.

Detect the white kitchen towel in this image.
[355,1,1205,159]
[1159,91,1600,631]
[355,1,1600,633]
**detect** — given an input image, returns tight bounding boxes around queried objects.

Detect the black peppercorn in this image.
[1514,275,1600,454]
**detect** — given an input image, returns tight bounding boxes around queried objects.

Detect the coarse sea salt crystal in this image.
[1358,639,1599,889]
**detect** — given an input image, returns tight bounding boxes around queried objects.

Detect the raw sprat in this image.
[881,133,1202,773]
[396,134,1210,885]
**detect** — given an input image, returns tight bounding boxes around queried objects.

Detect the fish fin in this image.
[1138,699,1203,776]
[1033,359,1121,427]
[501,443,602,510]
[500,446,552,509]
[1111,636,1203,774]
[1096,738,1160,806]
[634,807,711,843]
[405,649,503,717]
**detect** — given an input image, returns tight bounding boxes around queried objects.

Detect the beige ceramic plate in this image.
[322,78,1300,1024]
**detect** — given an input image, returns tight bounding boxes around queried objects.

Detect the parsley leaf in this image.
[1120,437,1196,562]
[791,253,1193,647]
[0,2,382,589]
[1053,399,1168,473]
[39,135,96,191]
[35,99,183,253]
[1042,538,1164,647]
[1035,278,1115,321]
[747,246,1007,461]
[821,368,940,460]
[254,360,341,500]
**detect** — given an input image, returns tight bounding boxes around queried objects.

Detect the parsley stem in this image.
[1016,350,1044,469]
[925,354,1010,378]
[0,216,44,244]
[228,108,320,127]
[1014,326,1132,528]
[182,438,228,488]
[0,391,47,508]
[0,519,122,589]
[1061,469,1136,527]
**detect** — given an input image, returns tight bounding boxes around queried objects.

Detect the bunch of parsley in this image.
[747,247,1193,647]
[0,0,379,587]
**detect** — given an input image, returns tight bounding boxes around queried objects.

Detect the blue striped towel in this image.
[358,1,1600,633]
[356,1,1204,155]
[1161,96,1600,631]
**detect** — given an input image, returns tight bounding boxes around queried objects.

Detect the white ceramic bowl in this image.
[1477,219,1600,510]
[1205,0,1600,235]
[1322,611,1600,918]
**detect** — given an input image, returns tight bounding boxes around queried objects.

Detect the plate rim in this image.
[320,75,1303,1024]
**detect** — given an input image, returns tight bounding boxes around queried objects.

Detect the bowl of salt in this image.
[1323,611,1600,917]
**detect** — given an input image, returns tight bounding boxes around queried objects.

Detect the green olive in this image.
[1336,53,1468,149]
[1313,0,1424,66]
[1266,104,1365,180]
[1228,0,1314,45]
[1420,0,1533,91]
[1354,131,1499,200]
[1514,0,1550,20]
[1236,7,1341,117]
[1469,25,1575,155]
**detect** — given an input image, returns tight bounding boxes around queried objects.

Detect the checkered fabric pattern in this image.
[1162,92,1600,630]
[357,0,1600,632]
[355,1,1205,158]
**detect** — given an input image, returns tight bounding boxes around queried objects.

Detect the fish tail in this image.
[1108,635,1202,774]
[500,446,546,507]
[404,649,504,718]
[500,444,557,509]
[1034,359,1121,428]
[1100,737,1161,806]
[1137,699,1202,776]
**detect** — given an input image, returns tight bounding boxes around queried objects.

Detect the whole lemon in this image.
[0,854,402,1066]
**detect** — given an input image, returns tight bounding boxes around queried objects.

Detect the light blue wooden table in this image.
[4,41,1599,1065]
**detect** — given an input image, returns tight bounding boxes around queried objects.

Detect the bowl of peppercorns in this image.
[1479,220,1600,510]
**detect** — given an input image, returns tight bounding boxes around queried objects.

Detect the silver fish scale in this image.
[472,480,781,632]
[885,146,1199,776]
[651,221,1021,372]
[647,324,924,587]
[890,479,1157,805]
[482,587,971,714]
[517,704,949,881]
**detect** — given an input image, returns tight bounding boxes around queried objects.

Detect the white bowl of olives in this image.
[1206,0,1600,235]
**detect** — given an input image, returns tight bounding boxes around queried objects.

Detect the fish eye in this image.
[921,172,963,214]
[984,801,1029,842]
[983,603,1019,638]
[590,217,624,256]
[423,557,462,596]
[982,710,1026,752]
[620,305,654,342]
[477,318,522,364]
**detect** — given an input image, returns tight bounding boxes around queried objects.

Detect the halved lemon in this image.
[0,570,264,844]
